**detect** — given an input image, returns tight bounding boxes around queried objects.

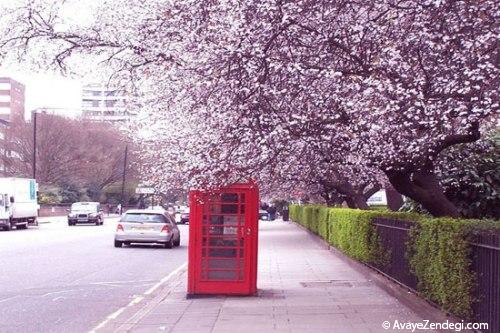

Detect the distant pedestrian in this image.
[107,203,111,216]
[117,203,122,215]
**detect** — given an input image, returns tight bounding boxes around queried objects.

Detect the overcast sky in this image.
[0,67,82,116]
[0,0,101,118]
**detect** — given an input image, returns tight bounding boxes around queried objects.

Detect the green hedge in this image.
[288,204,499,320]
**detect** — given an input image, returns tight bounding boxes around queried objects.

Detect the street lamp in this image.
[119,143,128,215]
[32,110,38,179]
[31,109,48,180]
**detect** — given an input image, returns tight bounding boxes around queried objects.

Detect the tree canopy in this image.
[1,0,498,216]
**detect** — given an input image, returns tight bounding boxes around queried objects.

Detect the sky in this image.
[0,67,83,117]
[0,0,102,119]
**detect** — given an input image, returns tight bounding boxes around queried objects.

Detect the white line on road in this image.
[89,279,155,286]
[41,290,76,297]
[0,296,20,304]
[89,261,187,333]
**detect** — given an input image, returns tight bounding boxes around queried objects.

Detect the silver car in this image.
[114,209,181,249]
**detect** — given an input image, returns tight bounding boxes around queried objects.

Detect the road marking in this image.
[41,290,76,297]
[89,279,155,286]
[0,296,20,304]
[89,261,187,333]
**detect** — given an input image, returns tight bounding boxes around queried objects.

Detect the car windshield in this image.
[71,203,97,212]
[121,213,166,223]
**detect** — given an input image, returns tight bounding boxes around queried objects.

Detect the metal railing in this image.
[370,217,499,333]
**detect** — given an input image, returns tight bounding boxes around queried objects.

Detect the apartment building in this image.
[81,84,136,122]
[0,77,25,175]
[0,77,25,122]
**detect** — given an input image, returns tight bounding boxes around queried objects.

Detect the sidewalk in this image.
[98,220,455,333]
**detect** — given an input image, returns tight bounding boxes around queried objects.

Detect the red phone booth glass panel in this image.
[188,182,258,296]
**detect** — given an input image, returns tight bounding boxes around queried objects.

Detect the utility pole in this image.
[32,111,37,179]
[119,144,128,215]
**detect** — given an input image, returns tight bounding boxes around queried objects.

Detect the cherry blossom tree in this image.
[1,0,497,216]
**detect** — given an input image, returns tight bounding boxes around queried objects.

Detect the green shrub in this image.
[289,204,499,320]
[327,208,392,264]
[317,207,330,240]
[409,218,498,318]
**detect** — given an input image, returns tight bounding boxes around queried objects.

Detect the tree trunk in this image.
[386,167,460,217]
[385,185,404,211]
[345,197,357,209]
[353,195,369,210]
[344,195,369,210]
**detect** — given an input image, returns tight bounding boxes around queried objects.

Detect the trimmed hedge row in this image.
[289,204,499,319]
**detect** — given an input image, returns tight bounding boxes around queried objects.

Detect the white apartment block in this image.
[81,84,136,122]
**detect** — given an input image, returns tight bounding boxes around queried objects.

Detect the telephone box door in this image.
[188,183,258,295]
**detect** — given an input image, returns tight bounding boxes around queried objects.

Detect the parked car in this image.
[0,177,39,231]
[180,208,189,224]
[259,209,271,221]
[68,202,104,226]
[114,209,181,248]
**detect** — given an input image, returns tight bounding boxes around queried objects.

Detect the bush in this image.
[39,191,59,204]
[409,218,499,318]
[327,208,418,264]
[317,207,330,240]
[288,204,499,320]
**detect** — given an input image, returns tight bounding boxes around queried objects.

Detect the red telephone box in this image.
[188,182,259,296]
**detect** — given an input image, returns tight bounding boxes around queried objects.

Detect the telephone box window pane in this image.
[240,204,245,213]
[210,204,238,214]
[221,204,238,214]
[208,215,224,225]
[208,248,238,258]
[221,193,238,203]
[205,258,239,269]
[208,270,238,280]
[206,215,238,226]
[239,270,244,280]
[205,238,238,247]
[222,215,238,226]
[203,226,238,235]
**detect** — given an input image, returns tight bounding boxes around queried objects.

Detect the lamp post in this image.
[119,144,128,215]
[32,111,37,179]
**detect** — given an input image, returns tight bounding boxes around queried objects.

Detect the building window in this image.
[105,100,116,108]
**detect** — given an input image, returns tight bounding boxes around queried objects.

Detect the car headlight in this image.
[68,213,76,218]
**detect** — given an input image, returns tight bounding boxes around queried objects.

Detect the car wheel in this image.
[5,222,11,231]
[17,224,27,230]
[174,237,180,247]
[114,240,122,248]
[165,238,174,249]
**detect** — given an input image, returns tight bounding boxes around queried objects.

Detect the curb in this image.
[92,262,188,333]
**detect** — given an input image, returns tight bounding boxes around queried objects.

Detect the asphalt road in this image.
[0,216,189,333]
